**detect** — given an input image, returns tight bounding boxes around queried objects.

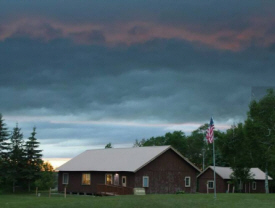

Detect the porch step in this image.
[98,192,117,196]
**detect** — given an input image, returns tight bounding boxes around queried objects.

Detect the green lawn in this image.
[1,193,275,208]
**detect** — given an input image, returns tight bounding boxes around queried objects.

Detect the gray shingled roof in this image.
[57,145,201,172]
[197,166,272,180]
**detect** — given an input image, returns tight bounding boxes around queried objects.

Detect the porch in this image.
[97,184,133,196]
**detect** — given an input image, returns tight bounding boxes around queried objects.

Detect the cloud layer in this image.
[1,1,275,158]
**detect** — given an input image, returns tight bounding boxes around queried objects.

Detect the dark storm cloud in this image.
[71,30,106,44]
[1,1,275,51]
[1,0,273,24]
[128,26,149,36]
[1,1,275,158]
[10,22,63,40]
[1,37,275,125]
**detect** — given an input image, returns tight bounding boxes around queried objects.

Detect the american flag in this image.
[206,117,214,143]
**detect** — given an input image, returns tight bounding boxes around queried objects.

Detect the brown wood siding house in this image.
[57,146,201,194]
[197,166,273,193]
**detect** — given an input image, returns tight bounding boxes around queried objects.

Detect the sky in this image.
[1,1,275,165]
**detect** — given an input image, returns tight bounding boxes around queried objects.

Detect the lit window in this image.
[252,181,256,190]
[185,176,191,187]
[208,181,214,189]
[106,174,113,185]
[63,173,69,184]
[82,173,91,185]
[143,176,149,187]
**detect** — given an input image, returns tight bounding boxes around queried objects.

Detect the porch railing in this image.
[97,184,133,195]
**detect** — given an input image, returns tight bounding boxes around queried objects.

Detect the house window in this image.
[252,181,256,190]
[82,173,91,185]
[208,181,214,189]
[143,176,149,187]
[185,176,191,187]
[105,174,113,185]
[114,173,119,185]
[63,173,69,185]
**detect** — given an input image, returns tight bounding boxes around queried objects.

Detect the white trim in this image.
[105,173,113,185]
[122,176,127,187]
[143,176,149,187]
[185,176,191,187]
[62,173,69,184]
[252,181,256,190]
[208,180,214,189]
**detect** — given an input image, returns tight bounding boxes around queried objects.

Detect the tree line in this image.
[0,115,54,193]
[134,89,275,193]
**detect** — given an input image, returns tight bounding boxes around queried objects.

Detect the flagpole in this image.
[206,116,217,199]
[213,136,216,199]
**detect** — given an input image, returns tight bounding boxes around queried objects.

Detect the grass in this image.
[1,193,275,208]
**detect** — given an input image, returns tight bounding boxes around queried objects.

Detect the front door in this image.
[122,176,127,187]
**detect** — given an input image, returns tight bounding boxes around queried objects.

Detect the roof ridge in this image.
[85,145,171,151]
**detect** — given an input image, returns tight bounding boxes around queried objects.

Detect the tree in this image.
[8,124,25,192]
[185,124,209,169]
[133,138,146,147]
[0,114,10,184]
[245,89,275,193]
[142,136,167,146]
[133,131,188,157]
[23,127,43,191]
[217,123,248,166]
[164,131,187,155]
[35,162,55,191]
[105,143,113,148]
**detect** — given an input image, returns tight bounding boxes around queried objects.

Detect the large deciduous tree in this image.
[217,123,252,191]
[245,89,275,193]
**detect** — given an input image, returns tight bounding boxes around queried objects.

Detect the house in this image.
[57,145,201,195]
[197,166,273,193]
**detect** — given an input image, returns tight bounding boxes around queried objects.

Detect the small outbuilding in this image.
[57,145,201,195]
[197,166,273,193]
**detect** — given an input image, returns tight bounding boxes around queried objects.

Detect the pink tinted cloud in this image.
[1,17,275,51]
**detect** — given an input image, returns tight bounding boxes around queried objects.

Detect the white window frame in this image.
[62,173,69,185]
[252,181,256,190]
[82,173,91,185]
[208,180,214,189]
[105,173,113,185]
[143,176,149,187]
[185,176,191,187]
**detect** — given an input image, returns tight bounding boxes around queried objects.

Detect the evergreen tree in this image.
[8,123,25,192]
[23,127,43,191]
[0,114,10,157]
[0,114,10,184]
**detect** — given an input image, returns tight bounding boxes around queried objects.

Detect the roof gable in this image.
[57,146,201,172]
[197,166,273,180]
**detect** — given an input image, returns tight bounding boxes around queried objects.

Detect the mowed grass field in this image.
[1,193,275,208]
